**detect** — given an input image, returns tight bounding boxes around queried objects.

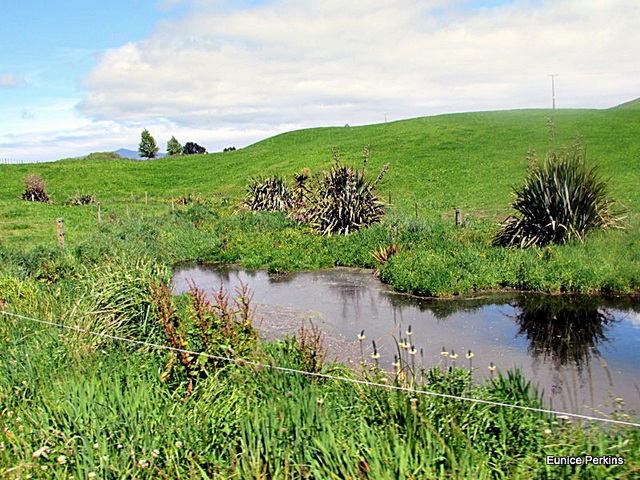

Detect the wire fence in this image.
[2,309,639,429]
[0,158,57,165]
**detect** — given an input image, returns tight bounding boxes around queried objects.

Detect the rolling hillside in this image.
[1,103,639,246]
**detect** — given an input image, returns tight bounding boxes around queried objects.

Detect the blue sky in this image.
[1,0,639,162]
[1,1,183,144]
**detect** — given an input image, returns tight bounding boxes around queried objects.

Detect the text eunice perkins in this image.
[546,455,624,466]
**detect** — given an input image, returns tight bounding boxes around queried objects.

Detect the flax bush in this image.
[243,146,389,235]
[494,137,624,248]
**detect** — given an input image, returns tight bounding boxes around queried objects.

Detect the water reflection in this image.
[171,264,640,415]
[512,296,616,369]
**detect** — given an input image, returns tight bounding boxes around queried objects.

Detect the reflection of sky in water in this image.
[598,313,640,370]
[173,265,640,415]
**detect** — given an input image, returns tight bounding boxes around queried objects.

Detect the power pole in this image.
[549,74,558,109]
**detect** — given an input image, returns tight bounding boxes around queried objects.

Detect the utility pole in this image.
[549,74,558,109]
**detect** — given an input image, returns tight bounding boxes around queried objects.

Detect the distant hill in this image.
[611,97,640,110]
[113,148,166,159]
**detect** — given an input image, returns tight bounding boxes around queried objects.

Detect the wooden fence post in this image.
[455,209,461,227]
[56,218,65,248]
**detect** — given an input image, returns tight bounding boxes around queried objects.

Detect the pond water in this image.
[172,264,640,416]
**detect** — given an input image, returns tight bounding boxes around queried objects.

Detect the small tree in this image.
[138,129,159,159]
[183,142,207,155]
[167,136,182,156]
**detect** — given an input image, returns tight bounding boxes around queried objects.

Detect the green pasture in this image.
[1,104,639,477]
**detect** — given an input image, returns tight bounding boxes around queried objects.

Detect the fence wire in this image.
[1,309,639,428]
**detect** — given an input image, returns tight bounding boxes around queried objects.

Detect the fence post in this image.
[56,218,65,248]
[455,209,461,227]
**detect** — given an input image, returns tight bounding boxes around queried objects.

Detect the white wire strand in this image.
[2,310,640,429]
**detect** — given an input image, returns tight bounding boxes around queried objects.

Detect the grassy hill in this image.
[1,104,639,247]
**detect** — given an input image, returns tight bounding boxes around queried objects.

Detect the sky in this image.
[1,0,639,163]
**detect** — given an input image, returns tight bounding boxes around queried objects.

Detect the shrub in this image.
[183,142,207,155]
[494,137,624,248]
[243,146,389,235]
[21,173,51,203]
[305,157,387,235]
[65,192,94,206]
[244,175,293,212]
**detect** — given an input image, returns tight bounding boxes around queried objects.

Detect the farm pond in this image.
[172,264,640,417]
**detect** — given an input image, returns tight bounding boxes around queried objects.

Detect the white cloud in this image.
[0,73,19,88]
[77,0,640,134]
[0,118,281,162]
[5,0,639,163]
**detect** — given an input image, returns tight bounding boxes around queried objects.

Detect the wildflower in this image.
[409,345,417,355]
[32,446,50,458]
[488,362,496,373]
[152,449,160,458]
[88,473,97,479]
[15,417,22,423]
[405,325,412,337]
[93,442,99,449]
[371,340,380,365]
[466,349,474,369]
[441,347,449,358]
[450,350,459,361]
[175,441,183,449]
[357,330,366,341]
[556,415,570,421]
[117,444,123,449]
[371,340,380,359]
[544,429,552,435]
[138,459,149,468]
[316,398,324,405]
[392,355,400,372]
[57,455,67,465]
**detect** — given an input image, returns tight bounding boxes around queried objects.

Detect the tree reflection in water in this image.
[513,295,617,369]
